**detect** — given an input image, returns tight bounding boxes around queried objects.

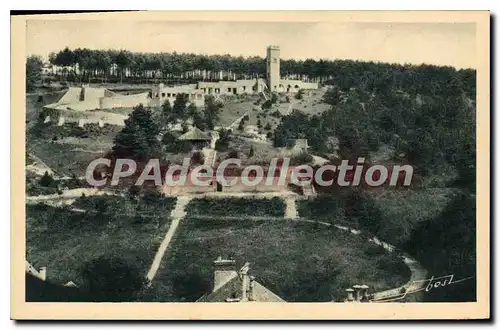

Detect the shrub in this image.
[248,146,254,158]
[80,256,145,302]
[191,151,205,165]
[295,89,304,100]
[271,110,282,118]
[227,149,239,159]
[290,152,313,165]
[271,93,279,104]
[261,100,273,110]
[39,171,56,188]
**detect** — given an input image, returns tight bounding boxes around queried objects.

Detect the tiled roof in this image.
[178,126,212,141]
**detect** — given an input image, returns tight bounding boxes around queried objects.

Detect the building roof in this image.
[196,260,285,303]
[178,126,212,141]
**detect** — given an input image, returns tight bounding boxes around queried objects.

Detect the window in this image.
[167,93,171,97]
[242,86,246,91]
[228,88,232,92]
[161,93,165,97]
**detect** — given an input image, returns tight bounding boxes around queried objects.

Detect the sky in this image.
[26,20,476,69]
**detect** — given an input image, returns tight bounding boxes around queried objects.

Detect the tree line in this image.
[43,47,474,85]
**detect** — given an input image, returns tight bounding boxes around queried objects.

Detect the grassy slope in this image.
[143,218,410,302]
[26,196,176,287]
[27,124,121,176]
[298,188,457,246]
[366,188,457,245]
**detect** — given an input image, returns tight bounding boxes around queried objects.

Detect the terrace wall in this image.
[99,92,150,109]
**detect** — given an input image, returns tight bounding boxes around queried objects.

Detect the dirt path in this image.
[145,196,192,284]
[284,197,298,219]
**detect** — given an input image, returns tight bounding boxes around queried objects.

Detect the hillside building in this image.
[44,45,319,112]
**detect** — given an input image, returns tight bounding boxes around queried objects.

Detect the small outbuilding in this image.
[178,126,212,150]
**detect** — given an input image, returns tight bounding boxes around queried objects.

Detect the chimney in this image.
[352,285,362,302]
[213,256,236,292]
[39,267,47,281]
[359,284,370,302]
[248,275,255,302]
[345,288,355,302]
[239,262,251,302]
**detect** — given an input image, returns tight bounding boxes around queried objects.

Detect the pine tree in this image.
[248,146,254,158]
[39,171,55,187]
[187,103,198,118]
[161,100,172,126]
[172,93,189,120]
[112,104,161,160]
[203,95,222,130]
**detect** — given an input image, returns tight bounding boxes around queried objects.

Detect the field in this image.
[142,217,410,302]
[26,195,177,301]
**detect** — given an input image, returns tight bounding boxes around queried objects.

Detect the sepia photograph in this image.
[11,11,489,320]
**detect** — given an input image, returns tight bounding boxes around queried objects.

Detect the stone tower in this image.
[266,45,280,92]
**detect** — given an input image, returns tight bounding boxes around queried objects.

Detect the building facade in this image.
[45,45,319,112]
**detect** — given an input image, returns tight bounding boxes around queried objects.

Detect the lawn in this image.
[142,217,411,302]
[25,195,177,301]
[186,197,286,217]
[27,122,122,176]
[298,188,457,246]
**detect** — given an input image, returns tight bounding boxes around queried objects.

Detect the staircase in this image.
[284,197,298,219]
[302,184,316,197]
[204,149,217,167]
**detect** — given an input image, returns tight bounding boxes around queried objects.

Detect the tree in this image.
[295,89,304,100]
[115,50,132,83]
[256,119,262,128]
[237,120,244,131]
[161,100,172,126]
[26,55,43,92]
[112,104,161,160]
[271,92,279,104]
[162,131,182,153]
[261,100,273,110]
[172,93,189,120]
[215,129,230,151]
[203,95,222,130]
[187,103,198,118]
[80,256,145,302]
[248,146,254,158]
[39,171,56,187]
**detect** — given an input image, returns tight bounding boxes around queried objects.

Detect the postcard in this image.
[11,10,490,320]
